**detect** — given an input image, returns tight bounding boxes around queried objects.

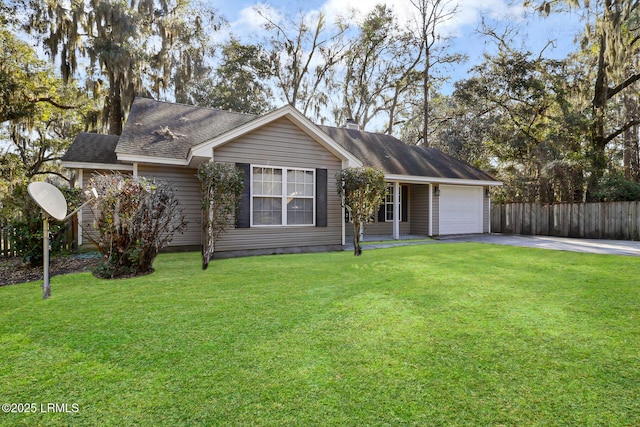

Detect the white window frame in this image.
[385,184,402,222]
[250,165,316,227]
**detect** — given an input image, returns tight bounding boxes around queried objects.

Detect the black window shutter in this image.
[316,168,328,227]
[236,163,251,228]
[377,204,385,222]
[402,185,408,222]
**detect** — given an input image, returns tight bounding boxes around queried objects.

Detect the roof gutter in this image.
[384,173,502,187]
[61,161,134,171]
[115,154,189,166]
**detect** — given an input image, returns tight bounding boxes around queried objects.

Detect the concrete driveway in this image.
[439,234,640,257]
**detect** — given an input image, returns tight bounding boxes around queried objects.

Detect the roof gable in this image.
[190,104,362,167]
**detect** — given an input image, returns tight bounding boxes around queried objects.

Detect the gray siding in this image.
[212,117,343,252]
[410,184,429,235]
[138,165,202,247]
[355,221,411,237]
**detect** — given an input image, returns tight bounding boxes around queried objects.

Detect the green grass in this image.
[1,243,639,426]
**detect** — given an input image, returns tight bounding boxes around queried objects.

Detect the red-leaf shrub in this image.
[86,173,187,278]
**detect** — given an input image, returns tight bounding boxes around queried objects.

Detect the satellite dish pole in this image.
[42,214,52,298]
[28,182,98,299]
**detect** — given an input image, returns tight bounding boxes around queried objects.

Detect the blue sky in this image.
[208,0,585,88]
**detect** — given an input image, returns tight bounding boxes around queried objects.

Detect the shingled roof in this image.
[62,132,120,165]
[319,126,496,182]
[62,98,498,184]
[116,97,258,160]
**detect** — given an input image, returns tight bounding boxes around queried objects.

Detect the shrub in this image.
[592,173,640,202]
[197,162,245,270]
[87,173,187,279]
[7,184,82,266]
[336,167,387,256]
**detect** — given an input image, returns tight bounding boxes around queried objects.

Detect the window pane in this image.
[254,167,282,196]
[287,198,313,225]
[386,204,394,221]
[386,186,393,203]
[305,171,314,184]
[253,167,263,182]
[287,169,314,197]
[385,185,394,221]
[253,197,282,225]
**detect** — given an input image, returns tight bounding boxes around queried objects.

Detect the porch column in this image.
[393,181,400,240]
[77,169,83,246]
[428,183,433,236]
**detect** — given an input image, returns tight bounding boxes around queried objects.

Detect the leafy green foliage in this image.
[591,173,640,201]
[25,0,220,134]
[6,185,82,266]
[0,24,90,124]
[336,167,386,255]
[197,162,245,270]
[445,43,590,203]
[86,173,187,279]
[186,38,273,114]
[0,22,95,211]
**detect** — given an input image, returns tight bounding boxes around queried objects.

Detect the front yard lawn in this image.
[1,243,639,426]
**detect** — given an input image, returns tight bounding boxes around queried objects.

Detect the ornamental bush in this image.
[87,173,187,279]
[197,162,244,270]
[336,167,386,256]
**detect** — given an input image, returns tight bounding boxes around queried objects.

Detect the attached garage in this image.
[439,185,484,235]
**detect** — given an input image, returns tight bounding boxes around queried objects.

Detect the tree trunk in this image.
[352,221,362,256]
[587,35,609,201]
[108,73,124,135]
[623,91,640,181]
[422,53,429,147]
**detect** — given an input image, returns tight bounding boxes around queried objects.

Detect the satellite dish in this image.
[28,182,68,221]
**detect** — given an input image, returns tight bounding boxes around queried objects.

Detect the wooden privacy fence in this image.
[491,202,640,240]
[0,218,77,257]
[0,219,16,257]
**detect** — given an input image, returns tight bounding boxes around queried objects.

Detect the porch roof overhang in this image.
[383,173,503,187]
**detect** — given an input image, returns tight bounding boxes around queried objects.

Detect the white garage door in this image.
[439,185,483,235]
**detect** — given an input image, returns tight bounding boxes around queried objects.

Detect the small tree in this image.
[197,162,245,270]
[87,173,187,279]
[336,167,387,256]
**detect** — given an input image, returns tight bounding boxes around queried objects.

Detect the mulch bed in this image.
[0,254,101,287]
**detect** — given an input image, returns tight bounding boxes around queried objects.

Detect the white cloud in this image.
[219,3,269,40]
[317,0,520,37]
